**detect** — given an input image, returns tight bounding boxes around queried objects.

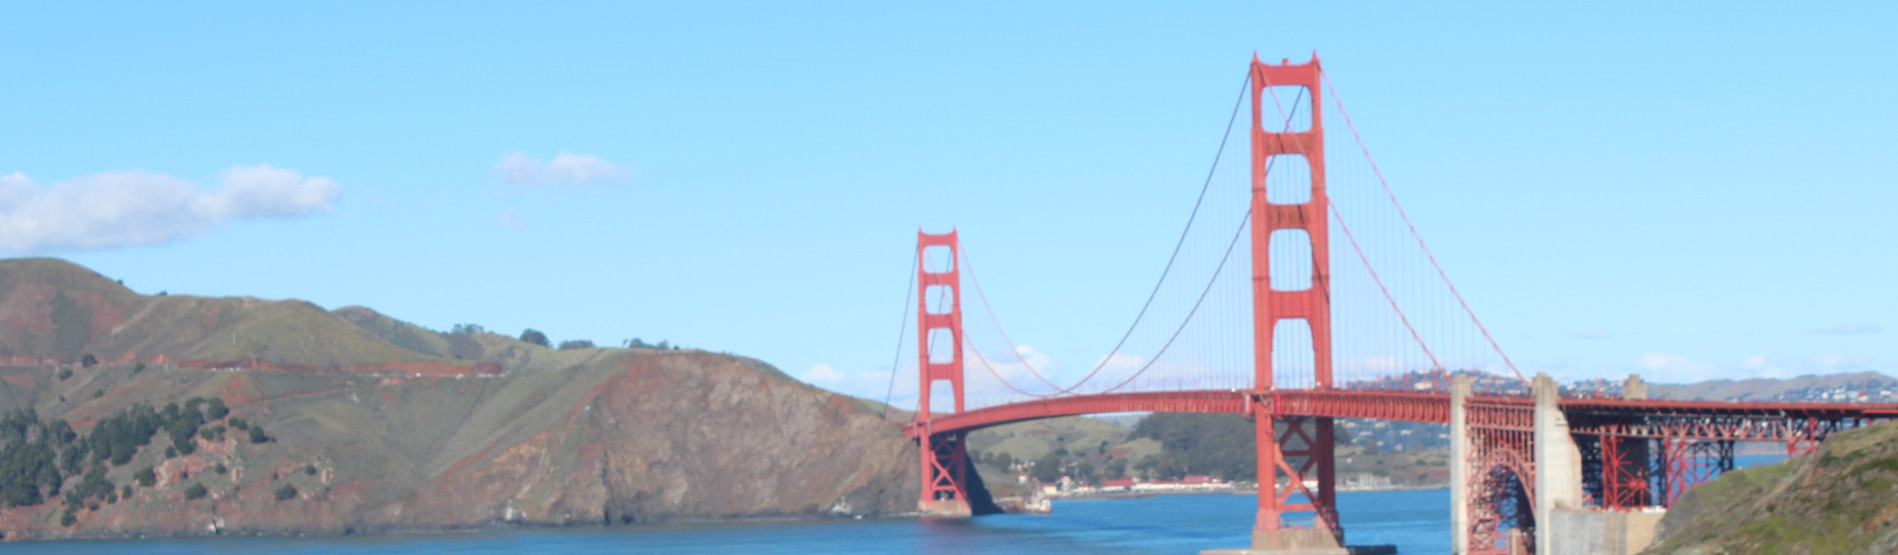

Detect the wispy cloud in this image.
[1813,322,1883,335]
[798,362,915,406]
[493,151,628,187]
[1634,352,1721,382]
[0,165,339,253]
[1575,330,1613,340]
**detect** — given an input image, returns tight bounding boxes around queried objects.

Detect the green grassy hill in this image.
[968,415,1153,465]
[1645,421,1898,554]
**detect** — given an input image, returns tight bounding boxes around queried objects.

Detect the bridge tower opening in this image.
[1249,54,1343,551]
[915,230,972,516]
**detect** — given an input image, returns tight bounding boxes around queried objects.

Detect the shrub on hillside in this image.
[133,466,156,487]
[558,339,595,350]
[56,368,72,381]
[519,329,550,347]
[184,483,207,500]
[248,426,269,443]
[274,484,297,501]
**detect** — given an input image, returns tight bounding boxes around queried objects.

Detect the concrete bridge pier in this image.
[1533,374,1584,555]
[1449,375,1472,554]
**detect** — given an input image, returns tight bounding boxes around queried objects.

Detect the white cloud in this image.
[1633,352,1721,382]
[800,363,845,383]
[0,165,339,253]
[493,151,628,187]
[798,362,917,408]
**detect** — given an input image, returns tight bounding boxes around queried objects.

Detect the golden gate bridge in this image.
[887,54,1898,555]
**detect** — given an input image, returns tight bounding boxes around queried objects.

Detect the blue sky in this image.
[3,2,1893,403]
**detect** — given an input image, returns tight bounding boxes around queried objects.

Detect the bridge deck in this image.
[904,389,1898,437]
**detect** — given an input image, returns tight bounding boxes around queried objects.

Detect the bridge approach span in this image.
[905,390,1898,440]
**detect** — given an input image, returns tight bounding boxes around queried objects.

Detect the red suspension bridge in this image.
[891,55,1898,555]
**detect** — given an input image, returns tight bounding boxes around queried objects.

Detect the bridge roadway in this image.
[902,389,1898,438]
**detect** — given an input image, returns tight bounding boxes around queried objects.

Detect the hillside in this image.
[0,258,920,541]
[965,413,1448,490]
[1650,372,1898,403]
[967,415,1159,468]
[1643,421,1898,554]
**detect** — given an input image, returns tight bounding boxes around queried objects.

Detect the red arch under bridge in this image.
[892,55,1898,555]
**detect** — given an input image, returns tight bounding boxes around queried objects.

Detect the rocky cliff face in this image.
[0,258,921,540]
[0,351,920,540]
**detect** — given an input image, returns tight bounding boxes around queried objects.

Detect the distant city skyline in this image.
[2,2,1892,405]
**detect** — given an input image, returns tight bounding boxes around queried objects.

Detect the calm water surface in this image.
[18,455,1786,554]
[5,490,1450,555]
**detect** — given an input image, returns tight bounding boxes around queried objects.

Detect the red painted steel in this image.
[904,391,1250,437]
[1598,436,1652,509]
[1250,52,1341,544]
[907,390,1898,438]
[914,230,970,511]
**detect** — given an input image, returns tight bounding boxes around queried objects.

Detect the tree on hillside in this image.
[1129,413,1257,481]
[519,329,550,348]
[449,323,486,335]
[1031,455,1065,484]
[990,452,1013,472]
[1075,462,1097,485]
[558,339,595,350]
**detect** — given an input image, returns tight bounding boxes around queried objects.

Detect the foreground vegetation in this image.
[0,397,261,525]
[1645,421,1898,554]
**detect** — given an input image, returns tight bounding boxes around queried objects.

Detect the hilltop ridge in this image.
[0,258,490,375]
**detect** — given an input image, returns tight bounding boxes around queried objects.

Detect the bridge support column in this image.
[1450,374,1472,554]
[1534,374,1583,555]
[1621,375,1646,401]
[918,430,972,517]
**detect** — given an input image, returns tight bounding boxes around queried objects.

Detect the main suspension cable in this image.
[879,250,919,420]
[1094,206,1253,394]
[1320,69,1525,384]
[1054,81,1307,394]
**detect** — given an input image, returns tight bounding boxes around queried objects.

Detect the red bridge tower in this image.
[914,230,971,515]
[1250,54,1342,551]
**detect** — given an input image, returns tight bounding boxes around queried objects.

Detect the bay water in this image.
[11,455,1784,554]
